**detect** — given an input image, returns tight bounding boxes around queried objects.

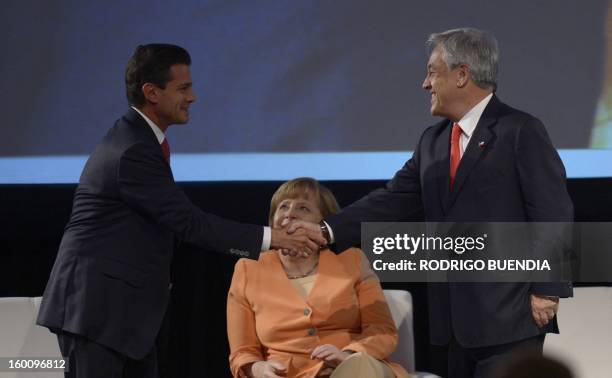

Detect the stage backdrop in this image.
[1,0,609,159]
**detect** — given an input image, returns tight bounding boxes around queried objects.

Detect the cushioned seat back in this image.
[0,297,62,377]
[383,289,415,373]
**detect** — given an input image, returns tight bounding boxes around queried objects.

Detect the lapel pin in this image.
[478,141,486,148]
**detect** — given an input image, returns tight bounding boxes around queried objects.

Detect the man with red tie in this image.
[37,44,323,378]
[291,28,573,377]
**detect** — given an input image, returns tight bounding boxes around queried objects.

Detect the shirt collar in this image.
[456,93,493,138]
[131,106,165,144]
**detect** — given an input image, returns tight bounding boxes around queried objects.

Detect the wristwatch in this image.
[319,220,331,246]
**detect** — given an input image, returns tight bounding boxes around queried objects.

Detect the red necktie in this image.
[160,138,170,164]
[449,122,462,190]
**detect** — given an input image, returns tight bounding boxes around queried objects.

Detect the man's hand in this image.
[249,360,287,378]
[530,294,559,328]
[310,344,351,368]
[282,220,327,257]
[270,227,325,257]
[286,219,322,237]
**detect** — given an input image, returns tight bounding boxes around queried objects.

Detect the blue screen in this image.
[1,0,610,182]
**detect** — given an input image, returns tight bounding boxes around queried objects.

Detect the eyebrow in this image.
[280,199,311,205]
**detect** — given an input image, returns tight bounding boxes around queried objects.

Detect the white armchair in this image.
[383,289,441,378]
[544,286,612,378]
[0,297,63,378]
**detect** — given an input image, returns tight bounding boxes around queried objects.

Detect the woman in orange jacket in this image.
[227,178,409,378]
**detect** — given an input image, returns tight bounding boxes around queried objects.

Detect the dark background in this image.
[2,178,611,376]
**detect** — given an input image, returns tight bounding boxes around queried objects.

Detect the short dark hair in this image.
[125,44,191,106]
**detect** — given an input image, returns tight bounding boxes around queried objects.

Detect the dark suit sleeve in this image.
[515,118,574,297]
[327,139,425,251]
[117,142,263,258]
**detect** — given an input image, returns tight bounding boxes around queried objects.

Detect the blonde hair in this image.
[268,177,340,226]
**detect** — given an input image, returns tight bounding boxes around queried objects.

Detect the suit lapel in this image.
[123,108,160,145]
[123,108,173,172]
[306,250,354,306]
[446,96,501,209]
[435,121,453,214]
[305,250,331,304]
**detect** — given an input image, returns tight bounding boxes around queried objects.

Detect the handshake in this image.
[270,220,329,257]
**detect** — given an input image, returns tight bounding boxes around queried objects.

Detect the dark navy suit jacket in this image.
[37,109,262,359]
[327,95,573,347]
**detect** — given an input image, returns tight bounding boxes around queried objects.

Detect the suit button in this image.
[168,283,173,290]
[307,328,316,336]
[303,308,311,316]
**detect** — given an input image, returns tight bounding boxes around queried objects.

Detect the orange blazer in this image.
[227,248,409,378]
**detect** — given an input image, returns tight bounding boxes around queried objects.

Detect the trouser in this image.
[325,352,395,378]
[57,331,158,378]
[448,334,545,378]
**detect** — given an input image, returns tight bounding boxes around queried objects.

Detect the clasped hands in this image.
[248,344,350,378]
[270,220,326,258]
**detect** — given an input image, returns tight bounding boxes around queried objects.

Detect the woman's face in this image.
[272,194,323,229]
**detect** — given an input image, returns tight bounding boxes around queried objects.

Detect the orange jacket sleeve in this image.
[227,258,263,378]
[343,249,398,359]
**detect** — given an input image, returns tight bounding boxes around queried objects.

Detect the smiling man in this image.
[289,28,574,377]
[36,44,323,378]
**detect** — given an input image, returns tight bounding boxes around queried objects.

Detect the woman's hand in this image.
[310,344,352,368]
[249,360,287,378]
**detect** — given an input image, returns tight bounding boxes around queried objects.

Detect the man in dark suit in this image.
[290,28,573,377]
[37,44,323,378]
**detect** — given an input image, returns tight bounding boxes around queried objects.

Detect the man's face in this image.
[422,46,460,119]
[154,64,195,127]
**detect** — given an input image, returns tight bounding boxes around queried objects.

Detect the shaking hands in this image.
[270,220,327,257]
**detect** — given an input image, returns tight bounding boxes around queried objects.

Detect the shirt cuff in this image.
[261,226,271,251]
[323,221,335,244]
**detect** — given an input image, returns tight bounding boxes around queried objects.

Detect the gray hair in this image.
[426,28,499,91]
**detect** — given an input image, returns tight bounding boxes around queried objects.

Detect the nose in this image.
[284,205,299,221]
[187,88,196,103]
[422,76,431,90]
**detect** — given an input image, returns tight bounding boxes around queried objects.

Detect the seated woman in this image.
[227,178,409,378]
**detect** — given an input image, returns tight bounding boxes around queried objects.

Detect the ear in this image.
[456,64,470,88]
[141,83,159,105]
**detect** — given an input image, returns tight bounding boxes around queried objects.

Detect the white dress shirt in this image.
[455,93,493,157]
[131,106,166,144]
